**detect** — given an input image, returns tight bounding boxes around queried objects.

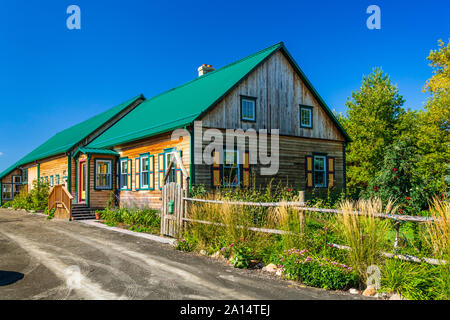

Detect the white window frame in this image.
[241,97,256,121]
[165,151,177,184]
[120,159,128,190]
[223,149,240,187]
[300,106,313,128]
[95,159,112,190]
[313,155,327,188]
[140,156,150,189]
[2,184,13,200]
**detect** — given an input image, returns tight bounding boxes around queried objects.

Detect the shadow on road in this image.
[0,271,24,286]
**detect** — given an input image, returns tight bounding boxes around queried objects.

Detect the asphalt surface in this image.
[0,208,366,300]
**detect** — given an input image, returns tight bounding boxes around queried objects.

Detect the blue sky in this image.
[0,0,448,172]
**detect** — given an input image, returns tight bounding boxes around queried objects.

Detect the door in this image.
[79,160,87,203]
[28,166,38,190]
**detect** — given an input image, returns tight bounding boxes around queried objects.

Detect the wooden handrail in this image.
[48,184,73,219]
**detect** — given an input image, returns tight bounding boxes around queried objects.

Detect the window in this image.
[120,159,128,189]
[141,156,150,189]
[165,152,177,183]
[12,176,22,197]
[50,175,54,187]
[95,159,112,190]
[56,175,60,185]
[13,175,21,184]
[300,105,313,128]
[223,150,240,187]
[313,155,327,187]
[241,96,256,121]
[22,169,28,184]
[2,184,12,200]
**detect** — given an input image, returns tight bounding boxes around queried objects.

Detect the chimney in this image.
[198,64,215,76]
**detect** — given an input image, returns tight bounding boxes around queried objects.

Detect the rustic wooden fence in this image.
[159,186,446,266]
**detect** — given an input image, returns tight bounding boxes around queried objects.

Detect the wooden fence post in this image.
[298,191,306,234]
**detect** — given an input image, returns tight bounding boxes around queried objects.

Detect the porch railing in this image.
[48,184,73,219]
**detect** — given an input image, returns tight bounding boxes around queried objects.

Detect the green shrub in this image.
[231,246,254,269]
[176,236,197,252]
[279,248,359,290]
[2,201,12,208]
[381,259,442,300]
[46,208,55,220]
[100,206,161,234]
[8,180,49,211]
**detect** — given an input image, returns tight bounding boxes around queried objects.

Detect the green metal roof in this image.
[73,148,119,157]
[88,42,350,150]
[0,95,143,179]
[87,43,284,149]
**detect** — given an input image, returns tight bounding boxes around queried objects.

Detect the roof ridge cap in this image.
[140,42,283,105]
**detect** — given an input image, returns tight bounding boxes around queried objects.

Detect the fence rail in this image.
[183,197,436,223]
[176,195,446,266]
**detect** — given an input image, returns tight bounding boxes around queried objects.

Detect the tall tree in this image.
[417,39,450,194]
[343,68,405,190]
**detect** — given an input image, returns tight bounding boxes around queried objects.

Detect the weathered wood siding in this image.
[70,157,77,196]
[88,154,117,209]
[38,154,68,186]
[27,165,38,189]
[114,131,190,209]
[200,50,345,142]
[194,128,345,192]
[1,169,22,185]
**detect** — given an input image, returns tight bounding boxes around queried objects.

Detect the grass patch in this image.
[99,206,161,235]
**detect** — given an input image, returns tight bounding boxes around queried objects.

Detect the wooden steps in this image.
[71,203,96,220]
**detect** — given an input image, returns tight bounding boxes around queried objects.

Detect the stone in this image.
[362,285,377,297]
[210,251,220,259]
[275,268,283,276]
[349,288,360,295]
[199,250,207,256]
[389,293,406,300]
[262,263,278,273]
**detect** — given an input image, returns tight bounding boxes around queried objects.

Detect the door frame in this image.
[78,158,87,203]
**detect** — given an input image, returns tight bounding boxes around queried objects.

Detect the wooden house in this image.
[0,42,350,219]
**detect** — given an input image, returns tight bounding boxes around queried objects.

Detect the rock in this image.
[210,251,221,259]
[199,250,207,256]
[262,263,278,273]
[362,285,377,297]
[389,293,406,300]
[275,268,283,276]
[349,288,360,295]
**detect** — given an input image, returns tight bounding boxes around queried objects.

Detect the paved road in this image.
[0,209,365,300]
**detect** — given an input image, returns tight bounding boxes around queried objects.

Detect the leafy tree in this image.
[365,139,431,215]
[343,68,405,190]
[416,39,450,195]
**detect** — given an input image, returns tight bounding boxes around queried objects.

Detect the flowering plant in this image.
[277,248,358,290]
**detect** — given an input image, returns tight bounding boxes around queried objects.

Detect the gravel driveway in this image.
[0,209,366,300]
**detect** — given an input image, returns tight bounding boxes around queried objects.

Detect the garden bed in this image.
[174,185,449,300]
[96,206,161,236]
